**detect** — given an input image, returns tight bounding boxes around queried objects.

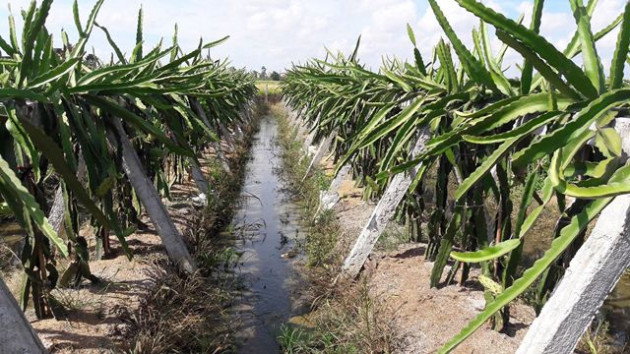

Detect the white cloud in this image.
[0,0,627,77]
[412,0,512,72]
[590,0,626,72]
[415,0,478,49]
[360,0,418,59]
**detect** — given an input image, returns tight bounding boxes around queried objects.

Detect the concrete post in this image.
[341,127,430,278]
[517,118,630,353]
[0,278,46,353]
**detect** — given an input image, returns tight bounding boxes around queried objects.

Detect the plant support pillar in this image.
[341,127,430,278]
[516,194,630,353]
[110,118,196,274]
[302,132,335,182]
[316,164,352,216]
[0,278,46,353]
[189,159,209,195]
[517,118,630,353]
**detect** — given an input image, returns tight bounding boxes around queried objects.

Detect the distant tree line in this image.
[252,66,282,81]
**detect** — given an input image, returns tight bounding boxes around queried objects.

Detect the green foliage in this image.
[282,0,630,351]
[610,1,630,89]
[0,1,256,319]
[451,239,521,263]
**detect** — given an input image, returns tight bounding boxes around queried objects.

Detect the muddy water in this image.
[232,114,304,353]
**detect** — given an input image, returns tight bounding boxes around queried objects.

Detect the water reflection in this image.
[232,114,304,353]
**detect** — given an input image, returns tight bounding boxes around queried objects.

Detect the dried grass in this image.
[119,99,267,354]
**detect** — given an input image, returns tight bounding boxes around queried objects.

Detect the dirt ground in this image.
[40,185,199,353]
[320,155,536,354]
[30,228,166,353]
[2,158,210,353]
[368,247,534,354]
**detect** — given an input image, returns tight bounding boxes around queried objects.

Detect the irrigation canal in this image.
[231,113,305,353]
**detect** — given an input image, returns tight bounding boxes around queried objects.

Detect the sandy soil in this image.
[1,160,208,353]
[31,231,163,353]
[369,245,534,354]
[34,181,200,353]
[323,155,536,354]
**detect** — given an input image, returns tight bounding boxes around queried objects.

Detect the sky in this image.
[0,0,628,76]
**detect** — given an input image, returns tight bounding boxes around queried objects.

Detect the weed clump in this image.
[272,102,398,353]
[120,267,235,353]
[279,279,399,354]
[120,98,266,353]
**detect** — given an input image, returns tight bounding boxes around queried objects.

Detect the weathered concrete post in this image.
[299,130,317,160]
[517,195,630,353]
[190,99,231,175]
[265,83,269,103]
[0,278,46,353]
[302,132,335,182]
[282,103,314,156]
[316,164,352,216]
[517,118,630,353]
[296,121,309,145]
[285,108,302,134]
[211,141,232,174]
[109,118,196,274]
[189,160,209,195]
[341,127,430,278]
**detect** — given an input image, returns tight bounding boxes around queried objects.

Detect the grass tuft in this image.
[278,280,399,354]
[120,98,267,353]
[271,102,398,353]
